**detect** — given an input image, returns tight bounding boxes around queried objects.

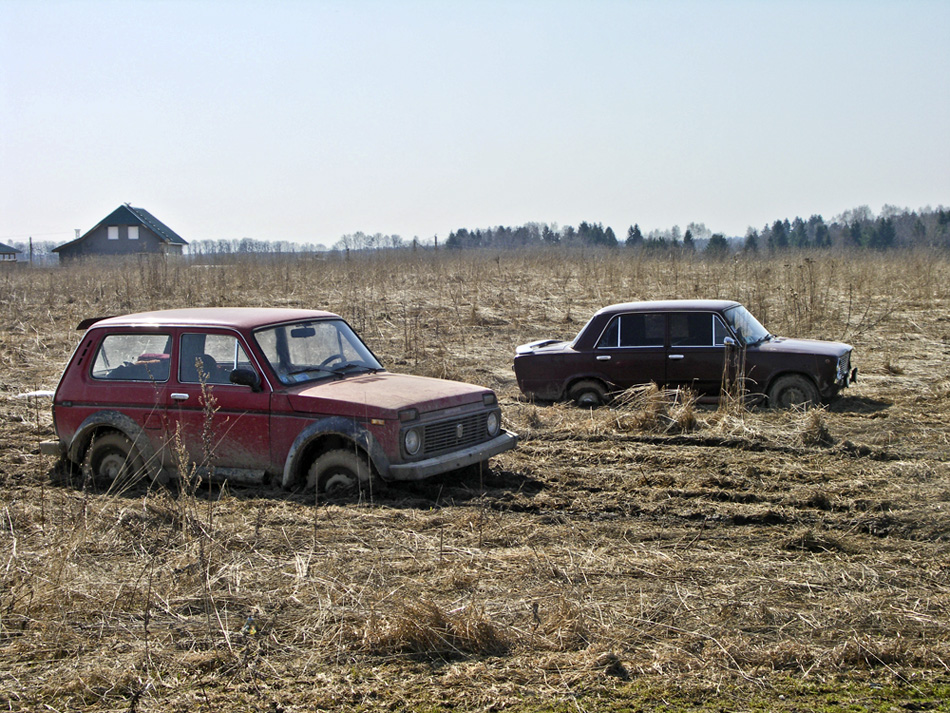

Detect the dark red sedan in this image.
[514,300,855,407]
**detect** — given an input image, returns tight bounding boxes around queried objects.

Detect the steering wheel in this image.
[318,354,346,369]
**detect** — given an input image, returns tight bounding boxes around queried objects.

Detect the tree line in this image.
[7,205,948,262]
[444,205,950,254]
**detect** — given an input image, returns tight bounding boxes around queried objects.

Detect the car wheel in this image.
[87,431,146,488]
[569,380,607,408]
[306,449,374,496]
[767,375,819,408]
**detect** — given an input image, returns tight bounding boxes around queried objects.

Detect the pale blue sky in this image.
[2,0,947,245]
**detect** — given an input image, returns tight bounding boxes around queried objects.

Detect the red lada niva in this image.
[41,308,517,494]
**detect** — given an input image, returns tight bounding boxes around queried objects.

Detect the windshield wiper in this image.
[747,334,773,347]
[331,363,381,375]
[284,366,341,379]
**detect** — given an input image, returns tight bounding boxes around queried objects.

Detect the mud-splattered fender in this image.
[67,410,162,479]
[280,416,391,489]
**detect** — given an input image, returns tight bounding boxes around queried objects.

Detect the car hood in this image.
[286,372,490,418]
[751,336,851,357]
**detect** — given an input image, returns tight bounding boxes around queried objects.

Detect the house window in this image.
[108,226,119,240]
[128,226,139,240]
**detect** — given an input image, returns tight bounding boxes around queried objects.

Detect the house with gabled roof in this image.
[53,204,188,261]
[0,242,21,263]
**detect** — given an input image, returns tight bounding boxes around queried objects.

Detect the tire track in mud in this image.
[520,429,905,461]
[488,428,948,544]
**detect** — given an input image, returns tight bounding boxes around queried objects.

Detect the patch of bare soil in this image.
[1,251,949,711]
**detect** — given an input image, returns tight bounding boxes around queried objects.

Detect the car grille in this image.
[423,412,490,455]
[837,351,851,383]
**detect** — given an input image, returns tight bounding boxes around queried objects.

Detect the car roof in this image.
[594,299,741,316]
[85,307,341,331]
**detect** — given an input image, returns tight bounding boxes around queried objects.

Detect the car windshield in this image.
[254,319,383,385]
[722,305,771,346]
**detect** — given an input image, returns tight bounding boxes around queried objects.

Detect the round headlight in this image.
[404,428,421,455]
[486,411,500,437]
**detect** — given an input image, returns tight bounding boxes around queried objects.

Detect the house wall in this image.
[57,224,182,261]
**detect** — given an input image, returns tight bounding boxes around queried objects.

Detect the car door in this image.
[77,330,172,455]
[164,329,273,475]
[665,312,734,396]
[590,312,667,390]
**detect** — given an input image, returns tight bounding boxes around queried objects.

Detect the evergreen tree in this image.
[809,215,830,248]
[848,220,864,248]
[871,217,896,250]
[705,233,730,259]
[744,228,759,253]
[683,229,695,252]
[790,217,808,248]
[770,220,788,251]
[577,221,592,244]
[626,224,643,248]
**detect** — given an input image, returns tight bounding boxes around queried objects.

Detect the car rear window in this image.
[91,333,171,381]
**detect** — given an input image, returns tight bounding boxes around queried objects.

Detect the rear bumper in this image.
[386,430,518,481]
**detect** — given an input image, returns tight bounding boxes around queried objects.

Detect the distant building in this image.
[0,242,21,263]
[53,204,187,261]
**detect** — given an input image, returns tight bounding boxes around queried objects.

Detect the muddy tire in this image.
[87,431,146,488]
[768,374,819,409]
[569,380,607,408]
[307,449,374,496]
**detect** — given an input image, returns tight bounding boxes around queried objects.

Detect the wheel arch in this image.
[563,375,611,400]
[280,416,389,489]
[67,410,162,479]
[764,370,819,396]
[766,371,822,407]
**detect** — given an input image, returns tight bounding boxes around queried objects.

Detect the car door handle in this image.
[171,393,190,401]
[668,354,685,360]
[596,355,611,361]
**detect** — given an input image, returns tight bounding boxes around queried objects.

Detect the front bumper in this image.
[386,430,518,481]
[40,440,65,457]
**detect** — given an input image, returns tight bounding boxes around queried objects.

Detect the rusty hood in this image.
[286,372,491,419]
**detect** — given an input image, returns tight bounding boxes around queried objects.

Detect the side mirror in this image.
[723,337,737,347]
[230,368,262,392]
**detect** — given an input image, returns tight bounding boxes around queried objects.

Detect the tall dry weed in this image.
[364,600,510,658]
[3,249,950,711]
[612,384,700,434]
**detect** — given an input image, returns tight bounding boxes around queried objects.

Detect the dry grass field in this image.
[1,249,949,712]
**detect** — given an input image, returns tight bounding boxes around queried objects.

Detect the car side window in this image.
[713,316,730,346]
[91,333,171,381]
[670,313,731,347]
[180,333,251,384]
[597,313,665,348]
